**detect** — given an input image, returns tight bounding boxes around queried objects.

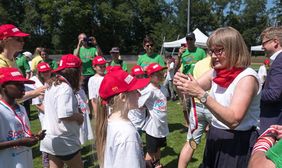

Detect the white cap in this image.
[23,51,32,59]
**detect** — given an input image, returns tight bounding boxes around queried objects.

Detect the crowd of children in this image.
[1,23,282,168]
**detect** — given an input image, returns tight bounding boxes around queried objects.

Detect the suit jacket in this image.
[260,51,282,132]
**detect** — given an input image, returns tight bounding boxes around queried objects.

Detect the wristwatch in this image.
[199,92,209,104]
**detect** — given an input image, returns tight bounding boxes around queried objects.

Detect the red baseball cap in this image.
[53,54,82,72]
[99,70,150,99]
[92,56,107,66]
[106,65,122,73]
[131,65,145,76]
[0,67,35,84]
[0,24,29,40]
[146,63,166,75]
[37,62,52,72]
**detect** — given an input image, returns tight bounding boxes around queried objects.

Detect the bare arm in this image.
[18,86,47,103]
[248,151,275,168]
[60,112,84,125]
[35,104,44,113]
[91,98,98,118]
[0,137,38,150]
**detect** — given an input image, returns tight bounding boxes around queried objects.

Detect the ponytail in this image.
[95,97,109,167]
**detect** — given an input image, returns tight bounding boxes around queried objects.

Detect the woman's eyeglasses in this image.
[208,48,224,56]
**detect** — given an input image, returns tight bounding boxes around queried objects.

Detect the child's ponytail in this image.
[95,97,109,167]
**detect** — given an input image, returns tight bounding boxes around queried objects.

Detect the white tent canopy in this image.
[163,28,208,48]
[251,45,264,51]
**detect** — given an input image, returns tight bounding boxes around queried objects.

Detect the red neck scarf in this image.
[213,67,244,88]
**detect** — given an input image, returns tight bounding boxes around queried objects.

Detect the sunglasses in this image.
[186,38,194,41]
[145,44,153,47]
[208,48,224,56]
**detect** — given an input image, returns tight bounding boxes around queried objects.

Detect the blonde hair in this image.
[261,26,282,46]
[207,27,251,69]
[33,47,43,57]
[95,93,131,167]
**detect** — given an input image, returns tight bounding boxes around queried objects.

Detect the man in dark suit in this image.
[259,26,282,134]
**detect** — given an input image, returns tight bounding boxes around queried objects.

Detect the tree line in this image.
[0,0,281,55]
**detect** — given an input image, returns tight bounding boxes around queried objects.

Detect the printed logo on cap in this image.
[124,75,134,84]
[40,65,47,69]
[12,28,19,33]
[11,71,21,77]
[153,64,159,69]
[112,86,119,92]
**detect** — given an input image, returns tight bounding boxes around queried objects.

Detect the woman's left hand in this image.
[173,72,204,97]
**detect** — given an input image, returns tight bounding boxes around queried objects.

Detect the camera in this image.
[83,36,95,46]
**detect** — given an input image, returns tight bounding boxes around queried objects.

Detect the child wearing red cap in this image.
[27,62,52,168]
[88,56,107,118]
[96,69,150,167]
[0,67,46,168]
[0,24,46,103]
[128,65,147,133]
[138,63,169,168]
[40,54,84,168]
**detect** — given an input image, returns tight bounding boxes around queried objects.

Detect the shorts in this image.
[187,103,213,144]
[53,149,81,161]
[146,133,167,153]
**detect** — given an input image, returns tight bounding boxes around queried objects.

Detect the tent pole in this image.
[160,36,166,56]
[172,35,180,56]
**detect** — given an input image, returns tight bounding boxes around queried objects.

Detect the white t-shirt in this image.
[166,62,175,81]
[40,82,81,155]
[75,89,94,145]
[0,101,33,168]
[139,83,169,138]
[28,76,46,128]
[104,120,145,168]
[128,108,146,130]
[257,64,267,84]
[88,74,104,100]
[210,67,261,130]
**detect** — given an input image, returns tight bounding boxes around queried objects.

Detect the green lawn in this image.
[30,100,206,168]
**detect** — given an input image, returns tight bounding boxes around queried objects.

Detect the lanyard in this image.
[0,100,32,137]
[190,97,198,134]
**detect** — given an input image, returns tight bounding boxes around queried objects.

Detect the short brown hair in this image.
[261,26,282,46]
[143,36,154,46]
[207,27,250,69]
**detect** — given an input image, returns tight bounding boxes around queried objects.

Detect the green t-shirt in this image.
[266,139,282,168]
[137,53,165,70]
[110,60,128,71]
[76,47,98,76]
[45,58,58,70]
[16,53,30,77]
[181,47,206,74]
